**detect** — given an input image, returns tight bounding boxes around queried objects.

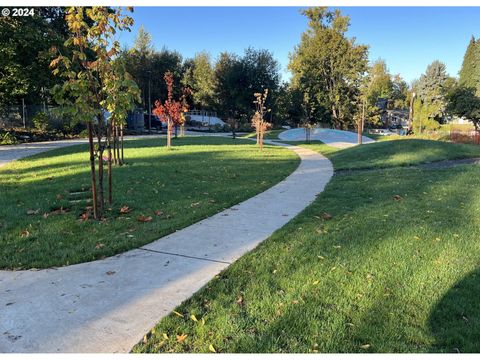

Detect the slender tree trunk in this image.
[98,146,104,214]
[112,120,117,165]
[87,122,98,220]
[120,124,124,164]
[107,122,113,205]
[116,126,121,165]
[167,120,172,148]
[259,128,264,152]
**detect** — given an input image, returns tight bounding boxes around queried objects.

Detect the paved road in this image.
[0,140,333,353]
[278,128,375,148]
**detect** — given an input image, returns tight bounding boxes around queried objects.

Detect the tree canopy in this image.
[459,36,480,95]
[289,7,369,128]
[0,8,68,109]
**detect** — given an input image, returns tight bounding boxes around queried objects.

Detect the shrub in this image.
[32,112,49,132]
[1,132,18,145]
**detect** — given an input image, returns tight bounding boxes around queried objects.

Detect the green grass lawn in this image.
[134,138,480,353]
[296,139,480,170]
[241,129,284,140]
[0,136,299,269]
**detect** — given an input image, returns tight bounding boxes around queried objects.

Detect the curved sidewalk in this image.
[0,141,333,353]
[279,128,375,148]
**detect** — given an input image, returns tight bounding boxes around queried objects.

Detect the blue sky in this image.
[116,7,480,84]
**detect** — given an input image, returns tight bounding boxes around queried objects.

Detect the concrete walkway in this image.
[0,139,89,168]
[278,128,375,148]
[0,132,223,168]
[0,140,333,353]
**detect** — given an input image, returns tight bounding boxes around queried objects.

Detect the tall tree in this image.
[289,7,369,129]
[214,49,280,119]
[391,74,409,109]
[365,59,393,106]
[214,52,243,118]
[236,48,280,118]
[414,60,449,130]
[51,7,140,219]
[447,86,480,131]
[459,36,480,95]
[182,51,216,110]
[122,46,183,110]
[0,8,68,109]
[133,25,154,55]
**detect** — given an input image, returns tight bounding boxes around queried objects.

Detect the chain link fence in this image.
[0,104,65,130]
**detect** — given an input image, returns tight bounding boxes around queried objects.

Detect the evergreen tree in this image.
[133,25,154,56]
[459,36,480,95]
[182,52,216,110]
[413,60,449,131]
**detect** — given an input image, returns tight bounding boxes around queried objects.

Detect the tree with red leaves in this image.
[153,72,190,148]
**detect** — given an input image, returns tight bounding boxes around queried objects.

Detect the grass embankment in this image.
[134,138,480,353]
[0,136,299,269]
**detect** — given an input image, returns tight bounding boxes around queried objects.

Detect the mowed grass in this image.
[0,136,299,269]
[295,138,480,170]
[134,139,480,353]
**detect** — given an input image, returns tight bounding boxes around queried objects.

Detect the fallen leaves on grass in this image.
[95,243,105,249]
[176,334,187,343]
[173,310,184,318]
[190,314,198,322]
[154,210,164,216]
[119,205,132,214]
[20,229,30,238]
[393,195,402,201]
[162,333,169,340]
[322,212,333,220]
[137,215,153,223]
[209,344,216,353]
[79,212,89,222]
[359,344,371,350]
[26,209,40,215]
[312,280,320,285]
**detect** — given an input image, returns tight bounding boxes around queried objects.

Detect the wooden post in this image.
[87,122,98,219]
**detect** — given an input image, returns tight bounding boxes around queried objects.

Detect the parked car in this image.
[144,114,164,130]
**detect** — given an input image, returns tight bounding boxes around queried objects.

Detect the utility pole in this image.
[148,76,152,134]
[408,92,416,134]
[22,98,26,129]
[358,99,365,145]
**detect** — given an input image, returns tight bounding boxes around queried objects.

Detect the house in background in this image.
[375,98,408,129]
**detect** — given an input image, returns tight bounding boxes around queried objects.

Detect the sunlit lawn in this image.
[134,138,480,353]
[0,136,299,269]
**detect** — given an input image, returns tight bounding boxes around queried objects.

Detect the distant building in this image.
[375,98,408,128]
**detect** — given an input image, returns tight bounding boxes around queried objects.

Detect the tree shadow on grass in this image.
[135,164,480,353]
[428,267,480,353]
